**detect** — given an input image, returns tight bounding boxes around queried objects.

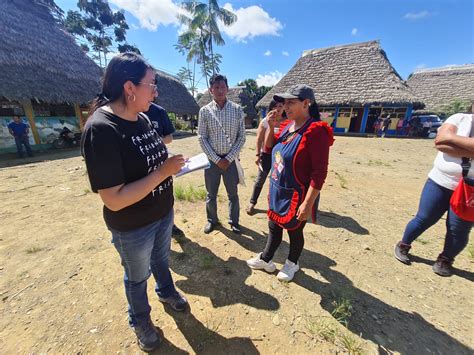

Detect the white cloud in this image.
[110,0,182,31]
[351,28,358,36]
[221,3,283,43]
[282,51,289,56]
[264,50,272,56]
[415,63,426,71]
[404,11,430,21]
[256,71,284,87]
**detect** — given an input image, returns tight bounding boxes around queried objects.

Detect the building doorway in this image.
[348,107,364,133]
[365,107,382,133]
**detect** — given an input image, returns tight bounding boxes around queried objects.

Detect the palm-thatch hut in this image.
[256,40,423,134]
[198,86,258,128]
[0,0,103,151]
[407,65,474,114]
[155,69,200,118]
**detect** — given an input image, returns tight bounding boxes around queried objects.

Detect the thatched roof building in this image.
[198,86,258,128]
[406,65,474,112]
[256,40,422,135]
[0,0,102,104]
[257,40,421,109]
[155,70,200,116]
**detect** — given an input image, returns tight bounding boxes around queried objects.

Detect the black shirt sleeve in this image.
[82,117,125,192]
[158,109,176,136]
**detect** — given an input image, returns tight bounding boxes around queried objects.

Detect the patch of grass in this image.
[83,188,91,194]
[467,243,474,260]
[418,237,429,245]
[181,218,188,224]
[26,246,44,254]
[305,316,365,354]
[335,172,348,189]
[201,255,215,269]
[174,185,207,202]
[305,317,337,343]
[331,296,353,327]
[338,332,365,355]
[368,159,392,167]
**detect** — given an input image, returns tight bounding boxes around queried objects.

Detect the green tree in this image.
[64,0,140,67]
[238,78,272,107]
[178,0,237,89]
[441,99,471,118]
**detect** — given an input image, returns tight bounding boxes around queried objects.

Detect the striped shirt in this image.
[198,99,246,164]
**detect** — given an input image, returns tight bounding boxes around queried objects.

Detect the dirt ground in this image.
[0,133,473,354]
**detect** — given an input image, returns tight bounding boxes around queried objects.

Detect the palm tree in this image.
[180,0,237,76]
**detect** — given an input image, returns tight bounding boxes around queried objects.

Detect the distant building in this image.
[257,40,423,135]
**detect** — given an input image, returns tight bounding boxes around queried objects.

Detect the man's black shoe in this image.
[204,222,220,234]
[230,223,242,234]
[172,224,185,238]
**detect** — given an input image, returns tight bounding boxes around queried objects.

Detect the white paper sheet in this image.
[175,153,210,177]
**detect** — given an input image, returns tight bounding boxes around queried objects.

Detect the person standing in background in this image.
[198,74,246,235]
[8,115,33,158]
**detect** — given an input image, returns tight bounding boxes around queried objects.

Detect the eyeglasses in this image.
[139,81,158,92]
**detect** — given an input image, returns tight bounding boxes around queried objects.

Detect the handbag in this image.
[450,157,474,222]
[208,110,246,186]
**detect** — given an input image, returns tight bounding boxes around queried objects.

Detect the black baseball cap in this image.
[273,84,315,103]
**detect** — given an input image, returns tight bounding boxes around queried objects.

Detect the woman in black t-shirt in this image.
[81,53,186,352]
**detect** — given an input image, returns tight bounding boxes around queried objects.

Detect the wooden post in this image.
[21,100,40,145]
[74,103,85,130]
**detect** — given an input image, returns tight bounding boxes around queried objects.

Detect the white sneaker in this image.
[246,253,276,273]
[277,259,299,282]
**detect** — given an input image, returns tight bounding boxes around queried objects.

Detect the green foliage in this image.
[174,185,207,202]
[26,246,44,254]
[63,0,140,67]
[331,296,353,327]
[177,1,237,90]
[440,99,471,118]
[237,79,272,108]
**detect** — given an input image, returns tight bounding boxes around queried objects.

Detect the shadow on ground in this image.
[215,224,472,354]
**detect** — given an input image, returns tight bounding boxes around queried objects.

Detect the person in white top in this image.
[394,102,474,277]
[246,100,285,215]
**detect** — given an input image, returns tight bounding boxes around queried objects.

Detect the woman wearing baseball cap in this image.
[247,84,334,281]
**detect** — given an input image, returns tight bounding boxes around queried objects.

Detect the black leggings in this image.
[261,220,306,264]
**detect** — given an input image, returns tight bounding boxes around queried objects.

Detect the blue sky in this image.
[56,0,473,92]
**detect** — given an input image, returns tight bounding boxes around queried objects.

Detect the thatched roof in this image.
[257,40,422,109]
[197,86,258,119]
[0,0,102,104]
[154,70,200,115]
[407,65,474,112]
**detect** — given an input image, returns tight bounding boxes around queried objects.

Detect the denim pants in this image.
[109,210,175,327]
[402,178,472,260]
[249,153,272,205]
[204,160,240,225]
[14,136,33,158]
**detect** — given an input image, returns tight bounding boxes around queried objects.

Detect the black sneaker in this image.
[132,319,161,353]
[432,255,454,277]
[229,223,242,234]
[159,291,188,312]
[204,221,220,234]
[172,224,185,238]
[394,241,411,264]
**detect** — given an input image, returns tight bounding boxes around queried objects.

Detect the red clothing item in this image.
[269,119,333,191]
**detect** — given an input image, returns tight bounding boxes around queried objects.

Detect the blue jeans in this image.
[204,160,240,225]
[402,178,472,260]
[14,135,33,158]
[109,210,176,327]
